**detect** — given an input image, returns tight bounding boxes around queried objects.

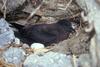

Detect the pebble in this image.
[14,37,20,44]
[31,43,45,49]
[22,43,30,49]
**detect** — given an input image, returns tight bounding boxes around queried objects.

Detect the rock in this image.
[77,54,91,67]
[0,18,15,48]
[22,43,30,49]
[23,52,72,67]
[3,47,25,66]
[0,0,26,13]
[14,37,20,44]
[30,43,45,54]
[31,43,45,49]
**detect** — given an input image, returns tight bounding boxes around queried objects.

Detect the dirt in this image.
[51,28,90,55]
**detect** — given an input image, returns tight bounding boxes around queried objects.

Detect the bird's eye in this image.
[71,22,77,29]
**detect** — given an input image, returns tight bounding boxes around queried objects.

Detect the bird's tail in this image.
[10,23,24,30]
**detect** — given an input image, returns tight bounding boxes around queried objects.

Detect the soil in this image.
[51,28,90,55]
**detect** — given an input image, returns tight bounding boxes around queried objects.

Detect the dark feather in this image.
[11,19,75,46]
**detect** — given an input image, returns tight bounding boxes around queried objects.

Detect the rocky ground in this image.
[0,0,93,67]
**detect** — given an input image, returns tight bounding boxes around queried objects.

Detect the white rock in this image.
[3,47,25,66]
[14,37,20,44]
[0,18,15,48]
[22,43,29,49]
[77,54,91,67]
[31,43,45,49]
[23,52,72,67]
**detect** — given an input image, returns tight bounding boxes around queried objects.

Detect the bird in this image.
[11,19,75,46]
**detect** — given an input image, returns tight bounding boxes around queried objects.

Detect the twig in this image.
[69,12,81,19]
[26,1,43,21]
[72,55,78,67]
[2,0,7,19]
[81,11,94,32]
[58,0,72,10]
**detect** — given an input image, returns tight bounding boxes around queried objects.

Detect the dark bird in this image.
[11,19,75,46]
